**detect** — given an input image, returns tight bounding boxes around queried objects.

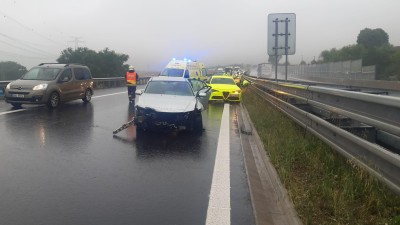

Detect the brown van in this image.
[5,63,93,108]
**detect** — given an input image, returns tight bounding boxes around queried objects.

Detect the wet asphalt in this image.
[0,87,254,225]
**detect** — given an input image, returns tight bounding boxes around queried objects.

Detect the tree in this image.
[317,28,398,80]
[0,61,27,81]
[310,58,317,65]
[57,47,129,78]
[357,28,389,48]
[384,49,400,80]
[97,48,129,77]
[363,45,397,80]
[320,45,365,63]
[320,48,339,62]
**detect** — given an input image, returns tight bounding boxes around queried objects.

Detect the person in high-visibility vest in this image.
[126,65,139,104]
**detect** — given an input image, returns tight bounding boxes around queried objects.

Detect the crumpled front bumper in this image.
[135,107,195,130]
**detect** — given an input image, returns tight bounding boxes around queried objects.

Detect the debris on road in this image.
[113,118,135,135]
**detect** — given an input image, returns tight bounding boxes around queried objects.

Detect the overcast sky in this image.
[1,0,399,71]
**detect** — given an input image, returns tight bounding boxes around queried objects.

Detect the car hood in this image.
[209,84,240,91]
[9,79,53,89]
[136,94,203,112]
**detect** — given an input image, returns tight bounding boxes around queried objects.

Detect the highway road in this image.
[0,86,255,225]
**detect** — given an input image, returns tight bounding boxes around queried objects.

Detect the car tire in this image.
[193,113,203,134]
[136,123,146,135]
[82,89,92,102]
[47,92,60,108]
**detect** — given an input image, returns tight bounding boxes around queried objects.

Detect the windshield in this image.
[144,80,194,96]
[21,68,61,80]
[215,69,225,75]
[160,68,184,77]
[211,77,236,85]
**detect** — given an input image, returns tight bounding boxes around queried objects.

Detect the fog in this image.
[1,0,400,70]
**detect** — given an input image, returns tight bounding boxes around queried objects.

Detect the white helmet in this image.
[128,65,134,71]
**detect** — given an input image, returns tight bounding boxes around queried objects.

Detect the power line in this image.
[0,32,58,57]
[0,39,52,57]
[0,10,67,47]
[68,36,85,50]
[0,49,49,59]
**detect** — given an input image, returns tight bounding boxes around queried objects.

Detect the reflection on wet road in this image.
[0,87,254,225]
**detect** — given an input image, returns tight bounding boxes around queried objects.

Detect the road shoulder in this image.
[237,103,302,225]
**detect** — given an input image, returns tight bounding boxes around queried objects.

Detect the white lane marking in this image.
[206,103,231,225]
[0,91,127,116]
[0,109,27,116]
[92,91,126,98]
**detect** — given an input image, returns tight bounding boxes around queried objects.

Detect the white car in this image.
[134,76,210,133]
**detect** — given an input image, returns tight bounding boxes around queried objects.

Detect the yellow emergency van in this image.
[160,59,208,81]
[197,62,208,79]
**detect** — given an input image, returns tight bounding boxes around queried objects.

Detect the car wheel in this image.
[11,103,22,108]
[193,113,203,134]
[47,92,60,108]
[82,89,92,102]
[136,123,146,135]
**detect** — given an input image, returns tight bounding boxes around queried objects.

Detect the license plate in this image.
[11,94,24,98]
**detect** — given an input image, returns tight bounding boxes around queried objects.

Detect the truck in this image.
[257,63,273,78]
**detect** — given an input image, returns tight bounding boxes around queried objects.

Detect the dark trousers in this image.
[127,86,136,101]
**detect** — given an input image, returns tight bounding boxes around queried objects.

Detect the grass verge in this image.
[242,88,400,225]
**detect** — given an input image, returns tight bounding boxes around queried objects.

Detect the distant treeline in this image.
[0,61,27,81]
[316,28,400,81]
[0,47,131,81]
[57,47,129,78]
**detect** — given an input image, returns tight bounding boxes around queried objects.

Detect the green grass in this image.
[242,88,400,225]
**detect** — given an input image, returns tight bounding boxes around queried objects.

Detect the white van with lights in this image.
[160,59,207,81]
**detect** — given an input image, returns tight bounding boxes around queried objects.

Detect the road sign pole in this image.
[268,13,296,82]
[274,18,278,82]
[285,18,289,81]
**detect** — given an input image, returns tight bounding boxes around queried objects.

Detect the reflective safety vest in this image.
[126,71,137,86]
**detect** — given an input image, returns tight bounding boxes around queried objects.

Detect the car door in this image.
[72,68,86,99]
[57,68,75,101]
[189,79,211,109]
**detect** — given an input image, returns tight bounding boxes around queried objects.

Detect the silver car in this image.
[134,76,210,133]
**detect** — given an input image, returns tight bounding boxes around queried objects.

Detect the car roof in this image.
[151,76,188,82]
[35,63,88,68]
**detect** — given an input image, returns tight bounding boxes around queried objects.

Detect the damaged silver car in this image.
[134,76,210,133]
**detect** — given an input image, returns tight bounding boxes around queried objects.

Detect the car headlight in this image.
[135,106,144,115]
[6,83,11,90]
[32,84,48,90]
[233,90,241,94]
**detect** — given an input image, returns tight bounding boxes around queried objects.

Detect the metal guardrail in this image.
[246,76,400,195]
[92,77,150,89]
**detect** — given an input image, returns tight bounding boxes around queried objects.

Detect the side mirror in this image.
[198,85,211,93]
[135,89,143,95]
[197,92,207,97]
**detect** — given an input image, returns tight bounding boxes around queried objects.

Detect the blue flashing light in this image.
[188,59,192,62]
[172,58,176,61]
[184,58,187,61]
